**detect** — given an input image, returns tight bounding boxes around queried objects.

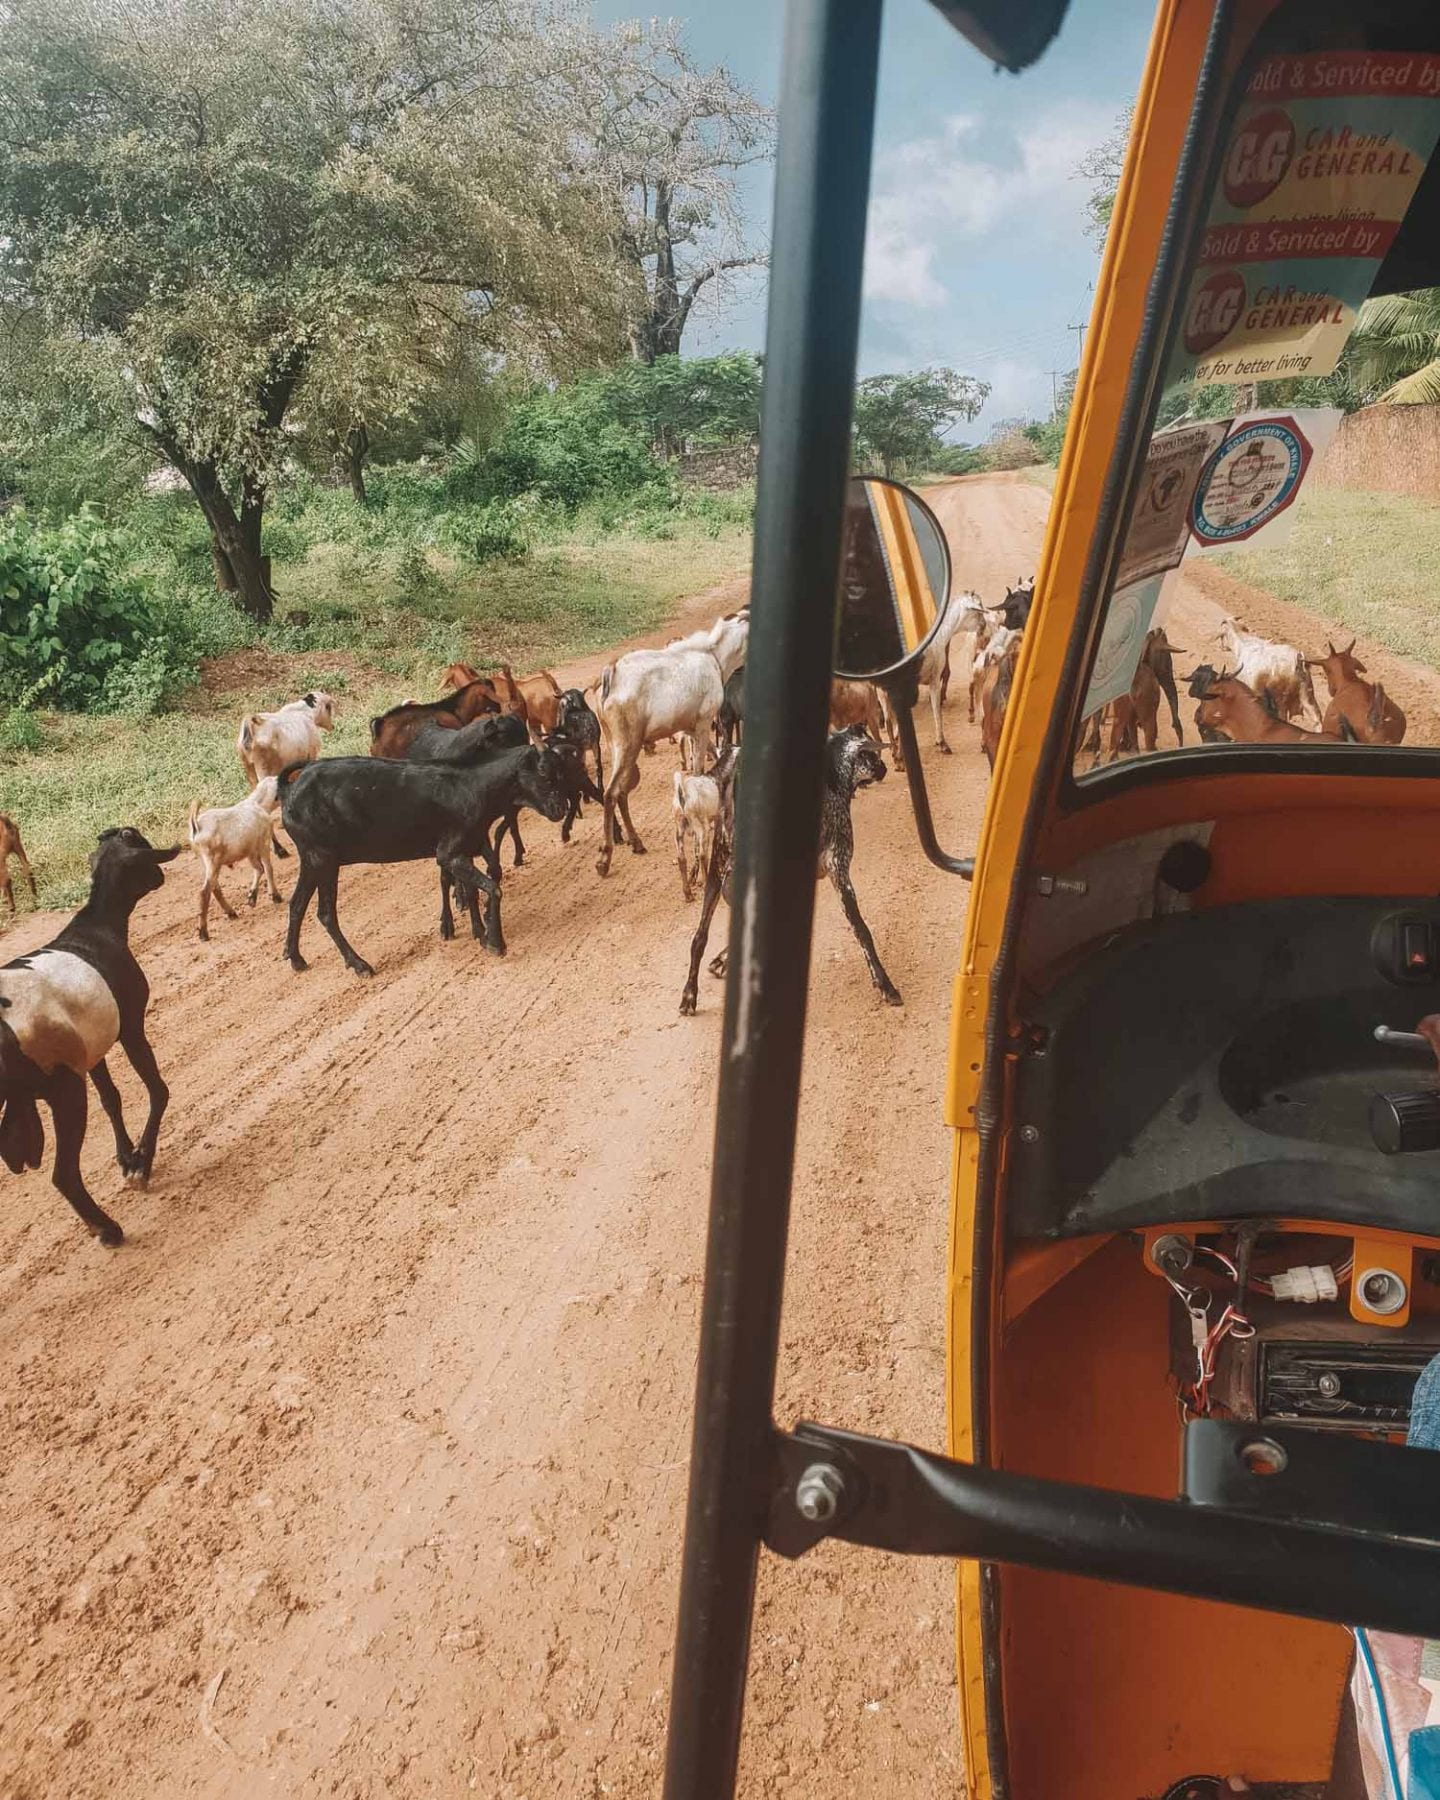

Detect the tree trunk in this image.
[185,463,274,623]
[346,432,369,504]
[344,425,370,504]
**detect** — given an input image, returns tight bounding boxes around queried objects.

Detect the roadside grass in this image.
[1212,486,1440,664]
[0,516,751,913]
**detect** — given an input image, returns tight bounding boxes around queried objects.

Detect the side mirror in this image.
[836,474,974,878]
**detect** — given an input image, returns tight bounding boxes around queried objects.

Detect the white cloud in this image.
[863,101,1114,309]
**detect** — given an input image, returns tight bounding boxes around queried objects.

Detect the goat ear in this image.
[1355,657,1367,673]
[1343,638,1357,657]
[151,845,182,864]
[303,691,317,706]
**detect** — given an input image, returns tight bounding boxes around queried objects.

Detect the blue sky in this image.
[589,1,1158,434]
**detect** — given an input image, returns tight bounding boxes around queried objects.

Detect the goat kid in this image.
[189,778,285,940]
[0,813,37,914]
[672,771,720,903]
[0,828,177,1244]
[680,727,900,1014]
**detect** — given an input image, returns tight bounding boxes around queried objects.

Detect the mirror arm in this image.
[887,690,974,880]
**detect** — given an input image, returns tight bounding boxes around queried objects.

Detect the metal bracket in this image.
[765,1421,1440,1639]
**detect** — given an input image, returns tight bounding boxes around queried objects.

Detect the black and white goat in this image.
[679,726,900,1014]
[0,828,178,1245]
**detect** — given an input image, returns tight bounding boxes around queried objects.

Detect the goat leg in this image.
[502,808,525,869]
[451,853,502,956]
[49,1068,124,1245]
[89,1058,136,1173]
[117,1022,170,1188]
[316,863,374,978]
[285,859,320,971]
[681,853,728,1014]
[438,870,456,941]
[830,858,902,1006]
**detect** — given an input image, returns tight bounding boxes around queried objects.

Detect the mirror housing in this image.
[836,474,974,878]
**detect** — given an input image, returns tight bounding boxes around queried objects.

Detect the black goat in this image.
[1001,579,1035,632]
[0,828,177,1245]
[279,748,569,974]
[406,712,528,767]
[1186,661,1229,743]
[555,689,603,793]
[716,664,745,750]
[680,726,900,1015]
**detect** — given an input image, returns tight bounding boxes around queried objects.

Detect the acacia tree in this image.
[567,20,773,365]
[852,369,989,476]
[0,0,629,619]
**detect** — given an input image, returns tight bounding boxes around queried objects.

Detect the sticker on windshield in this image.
[1117,420,1230,586]
[1081,572,1170,717]
[1170,50,1440,386]
[1187,408,1341,552]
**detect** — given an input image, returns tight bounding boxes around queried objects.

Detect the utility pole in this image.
[1069,320,1087,363]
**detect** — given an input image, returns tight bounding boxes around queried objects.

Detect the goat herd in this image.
[0,577,1394,1249]
[1083,616,1408,762]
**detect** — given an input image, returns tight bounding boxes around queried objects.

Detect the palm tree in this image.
[1348,288,1440,404]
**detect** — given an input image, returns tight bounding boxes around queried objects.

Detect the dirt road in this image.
[6,469,1425,1800]
[0,478,1043,1800]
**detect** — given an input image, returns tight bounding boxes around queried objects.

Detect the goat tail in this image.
[188,800,201,842]
[239,715,259,752]
[275,759,310,791]
[600,662,615,704]
[0,1091,44,1174]
[672,770,685,807]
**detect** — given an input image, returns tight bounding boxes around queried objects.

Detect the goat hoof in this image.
[124,1170,150,1192]
[96,1220,125,1247]
[272,891,285,904]
[938,743,952,755]
[485,943,508,959]
[348,959,376,978]
[631,843,647,857]
[197,928,209,942]
[679,993,698,1016]
[881,986,903,1007]
[288,953,309,973]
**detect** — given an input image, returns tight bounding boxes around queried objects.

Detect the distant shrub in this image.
[443,498,531,564]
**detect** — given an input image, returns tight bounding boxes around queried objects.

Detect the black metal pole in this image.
[891,698,975,879]
[662,5,884,1797]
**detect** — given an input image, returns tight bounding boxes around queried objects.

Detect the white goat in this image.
[595,611,749,876]
[1215,618,1319,724]
[919,590,992,752]
[188,778,285,940]
[673,771,720,903]
[236,690,337,787]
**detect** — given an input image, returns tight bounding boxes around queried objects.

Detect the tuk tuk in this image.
[664,1,1440,1796]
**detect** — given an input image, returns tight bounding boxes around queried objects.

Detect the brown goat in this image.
[1308,639,1407,745]
[828,679,885,743]
[980,640,1020,770]
[445,661,563,740]
[369,679,501,760]
[1196,671,1348,745]
[0,814,37,914]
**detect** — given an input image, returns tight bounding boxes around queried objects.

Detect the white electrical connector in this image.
[1269,1264,1340,1304]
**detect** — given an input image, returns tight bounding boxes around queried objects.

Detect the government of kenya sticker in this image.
[1189,416,1311,546]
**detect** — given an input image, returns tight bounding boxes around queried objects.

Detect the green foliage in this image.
[443,500,532,565]
[0,510,159,708]
[1349,289,1440,405]
[929,445,988,477]
[1077,109,1133,245]
[0,707,43,753]
[853,368,990,476]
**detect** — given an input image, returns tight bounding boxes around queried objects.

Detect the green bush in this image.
[443,499,531,564]
[0,509,160,708]
[0,706,43,752]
